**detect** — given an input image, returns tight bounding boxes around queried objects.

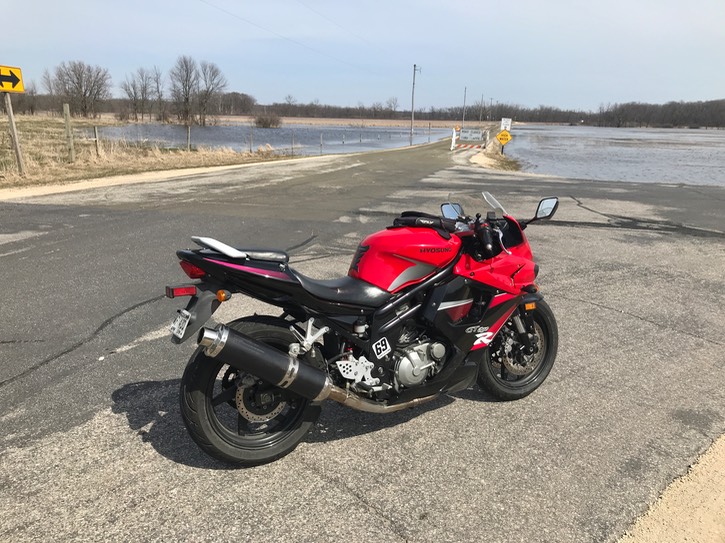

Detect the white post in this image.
[450,128,457,151]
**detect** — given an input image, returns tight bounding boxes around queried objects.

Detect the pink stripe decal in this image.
[489,292,517,308]
[204,258,294,282]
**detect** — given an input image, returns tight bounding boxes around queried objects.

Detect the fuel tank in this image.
[348,226,461,293]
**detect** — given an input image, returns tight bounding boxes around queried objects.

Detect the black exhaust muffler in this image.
[197,325,440,413]
[197,325,331,402]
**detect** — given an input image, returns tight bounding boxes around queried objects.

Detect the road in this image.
[1,141,724,542]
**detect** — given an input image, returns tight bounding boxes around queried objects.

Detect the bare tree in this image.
[151,65,168,122]
[41,69,54,95]
[284,94,297,116]
[220,92,256,115]
[121,75,140,121]
[197,61,228,126]
[169,55,199,125]
[136,68,153,121]
[48,61,111,117]
[15,81,38,114]
[386,96,399,115]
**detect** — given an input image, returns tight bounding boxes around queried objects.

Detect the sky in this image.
[5,0,725,112]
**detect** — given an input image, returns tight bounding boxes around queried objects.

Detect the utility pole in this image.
[462,86,467,130]
[489,97,493,121]
[410,64,421,146]
[479,93,484,123]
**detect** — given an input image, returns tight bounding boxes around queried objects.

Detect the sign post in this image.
[1,65,26,176]
[496,129,512,155]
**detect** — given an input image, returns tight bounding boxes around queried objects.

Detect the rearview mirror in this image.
[533,197,558,221]
[441,203,464,220]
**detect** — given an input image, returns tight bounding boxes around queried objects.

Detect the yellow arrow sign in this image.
[0,65,24,93]
[496,129,512,146]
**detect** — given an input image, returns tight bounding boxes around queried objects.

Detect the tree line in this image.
[12,56,234,126]
[6,57,724,128]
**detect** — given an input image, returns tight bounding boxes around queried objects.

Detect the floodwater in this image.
[94,123,451,156]
[504,124,725,186]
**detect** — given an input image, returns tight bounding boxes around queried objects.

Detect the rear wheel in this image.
[477,299,558,400]
[180,317,321,466]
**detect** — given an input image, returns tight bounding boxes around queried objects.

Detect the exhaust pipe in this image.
[198,325,331,402]
[197,325,439,413]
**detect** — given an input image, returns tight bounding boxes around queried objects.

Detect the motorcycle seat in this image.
[289,270,392,307]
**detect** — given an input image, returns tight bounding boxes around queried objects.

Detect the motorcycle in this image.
[166,192,559,466]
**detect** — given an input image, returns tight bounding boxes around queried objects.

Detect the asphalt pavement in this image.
[1,141,724,542]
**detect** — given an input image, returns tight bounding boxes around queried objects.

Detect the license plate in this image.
[170,309,191,340]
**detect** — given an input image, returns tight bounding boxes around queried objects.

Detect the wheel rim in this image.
[489,316,549,390]
[202,337,310,450]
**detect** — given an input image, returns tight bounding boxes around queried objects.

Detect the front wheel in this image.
[180,317,321,466]
[477,299,558,401]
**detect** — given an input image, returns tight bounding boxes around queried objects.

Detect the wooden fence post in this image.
[3,92,26,176]
[63,103,75,163]
[93,126,100,157]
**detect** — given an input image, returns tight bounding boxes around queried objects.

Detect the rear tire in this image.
[477,299,558,401]
[180,317,321,466]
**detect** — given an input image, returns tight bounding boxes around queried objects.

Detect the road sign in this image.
[0,65,24,93]
[496,130,512,146]
[460,128,484,141]
[500,117,512,131]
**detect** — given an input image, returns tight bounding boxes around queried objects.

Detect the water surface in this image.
[505,125,725,186]
[96,123,451,156]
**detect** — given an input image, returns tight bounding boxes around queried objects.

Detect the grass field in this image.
[0,114,281,188]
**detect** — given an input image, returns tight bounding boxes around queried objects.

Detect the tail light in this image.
[180,260,206,279]
[166,285,197,298]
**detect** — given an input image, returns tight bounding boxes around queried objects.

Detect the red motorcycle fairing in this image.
[453,218,537,295]
[454,253,537,294]
[349,226,462,293]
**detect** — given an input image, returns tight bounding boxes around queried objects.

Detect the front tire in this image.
[180,317,321,466]
[477,299,558,401]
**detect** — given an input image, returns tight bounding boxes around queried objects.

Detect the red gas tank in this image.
[348,226,461,293]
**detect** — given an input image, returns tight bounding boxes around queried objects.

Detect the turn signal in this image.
[216,290,232,302]
[525,302,537,311]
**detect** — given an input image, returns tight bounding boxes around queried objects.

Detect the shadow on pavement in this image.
[111,379,498,468]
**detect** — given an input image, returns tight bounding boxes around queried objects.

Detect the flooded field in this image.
[95,123,452,156]
[505,125,725,186]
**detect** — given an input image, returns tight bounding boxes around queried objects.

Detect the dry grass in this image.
[0,114,282,188]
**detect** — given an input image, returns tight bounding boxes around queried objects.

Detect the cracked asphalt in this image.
[1,141,724,542]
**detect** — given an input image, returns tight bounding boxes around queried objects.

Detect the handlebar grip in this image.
[481,225,495,257]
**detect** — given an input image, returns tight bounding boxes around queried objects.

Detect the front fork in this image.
[512,297,540,355]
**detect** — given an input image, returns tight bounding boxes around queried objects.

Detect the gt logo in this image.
[372,337,391,359]
[473,331,495,346]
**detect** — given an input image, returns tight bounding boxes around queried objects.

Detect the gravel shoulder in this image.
[618,433,725,543]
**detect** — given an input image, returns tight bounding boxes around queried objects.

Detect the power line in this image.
[196,0,382,77]
[293,0,384,54]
